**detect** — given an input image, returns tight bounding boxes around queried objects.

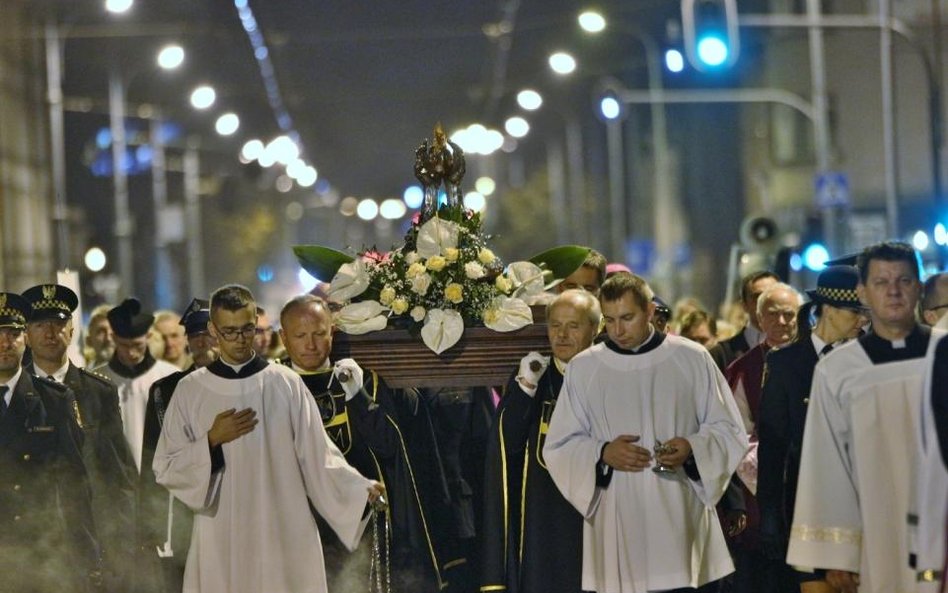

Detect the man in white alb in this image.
[153,284,383,593]
[543,273,748,593]
[787,241,935,593]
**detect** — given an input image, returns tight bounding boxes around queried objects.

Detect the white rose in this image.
[410,305,426,322]
[411,272,432,295]
[464,261,486,280]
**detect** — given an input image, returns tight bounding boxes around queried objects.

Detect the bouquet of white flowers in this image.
[295,204,577,354]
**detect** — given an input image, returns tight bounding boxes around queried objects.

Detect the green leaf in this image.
[527,245,592,280]
[292,245,355,282]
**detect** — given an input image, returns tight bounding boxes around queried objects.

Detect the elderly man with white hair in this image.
[723,281,804,593]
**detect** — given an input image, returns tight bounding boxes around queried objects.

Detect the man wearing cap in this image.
[710,271,780,372]
[153,284,383,593]
[96,298,179,476]
[0,292,103,591]
[651,296,672,334]
[756,267,868,593]
[139,298,219,593]
[22,283,137,590]
[788,241,937,593]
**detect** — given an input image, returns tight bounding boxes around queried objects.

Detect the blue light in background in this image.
[802,243,829,271]
[697,36,729,67]
[257,264,274,283]
[789,253,803,272]
[403,185,424,209]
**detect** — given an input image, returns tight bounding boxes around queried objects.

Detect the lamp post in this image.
[45,19,70,271]
[108,68,134,296]
[107,44,186,303]
[583,15,676,284]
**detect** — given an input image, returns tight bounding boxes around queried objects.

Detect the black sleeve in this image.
[757,351,791,551]
[719,476,746,513]
[932,338,948,469]
[595,442,614,488]
[210,444,225,473]
[345,371,401,460]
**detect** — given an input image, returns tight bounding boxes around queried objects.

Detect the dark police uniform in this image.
[0,292,101,592]
[756,265,865,585]
[22,283,137,590]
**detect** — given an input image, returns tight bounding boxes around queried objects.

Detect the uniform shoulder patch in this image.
[78,367,115,386]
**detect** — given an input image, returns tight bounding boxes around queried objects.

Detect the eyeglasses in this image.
[212,323,257,342]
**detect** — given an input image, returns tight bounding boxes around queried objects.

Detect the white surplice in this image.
[543,336,748,593]
[787,335,935,593]
[97,358,179,472]
[153,362,374,593]
[913,331,948,593]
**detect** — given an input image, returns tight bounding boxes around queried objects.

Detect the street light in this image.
[215,112,240,136]
[504,116,530,138]
[578,10,607,34]
[517,89,543,111]
[108,42,185,300]
[157,45,185,70]
[665,49,686,73]
[105,0,133,14]
[548,52,577,75]
[190,85,216,109]
[84,247,107,272]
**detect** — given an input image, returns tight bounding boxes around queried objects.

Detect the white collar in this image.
[2,368,23,405]
[33,361,70,383]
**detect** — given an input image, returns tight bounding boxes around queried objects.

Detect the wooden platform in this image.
[330,308,550,388]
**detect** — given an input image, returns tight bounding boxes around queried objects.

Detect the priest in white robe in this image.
[787,241,932,593]
[544,273,748,593]
[154,284,382,593]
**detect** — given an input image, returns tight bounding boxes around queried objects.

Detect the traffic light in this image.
[798,213,829,271]
[681,0,740,71]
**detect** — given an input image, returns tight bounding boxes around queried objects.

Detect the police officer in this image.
[757,266,869,593]
[22,283,137,590]
[0,291,102,592]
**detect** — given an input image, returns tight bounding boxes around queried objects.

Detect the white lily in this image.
[420,308,464,354]
[415,217,460,259]
[505,261,548,301]
[334,300,389,334]
[483,297,533,332]
[328,260,370,303]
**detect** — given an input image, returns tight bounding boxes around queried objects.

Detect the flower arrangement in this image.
[293,124,591,355]
[295,204,585,354]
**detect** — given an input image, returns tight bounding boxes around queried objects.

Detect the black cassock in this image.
[481,365,582,593]
[298,367,461,592]
[140,366,197,593]
[931,336,948,469]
